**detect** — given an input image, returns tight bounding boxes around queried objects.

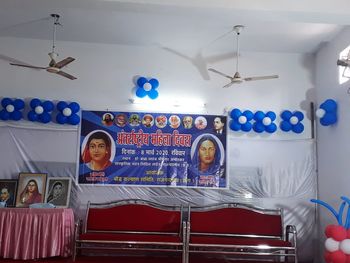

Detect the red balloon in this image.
[326,225,336,238]
[346,229,350,239]
[331,250,346,263]
[324,251,332,263]
[332,225,347,241]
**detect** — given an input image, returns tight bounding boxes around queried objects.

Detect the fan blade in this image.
[55,57,75,69]
[56,70,77,80]
[208,68,232,80]
[223,81,235,88]
[244,75,279,81]
[10,63,46,70]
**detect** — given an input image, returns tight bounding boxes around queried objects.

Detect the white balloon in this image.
[35,106,44,115]
[6,104,14,113]
[340,239,350,254]
[262,117,272,126]
[290,116,299,125]
[316,108,326,118]
[143,83,152,91]
[325,237,339,252]
[63,108,72,117]
[238,115,247,124]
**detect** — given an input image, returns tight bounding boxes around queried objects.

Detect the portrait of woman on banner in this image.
[81,130,115,171]
[188,134,225,187]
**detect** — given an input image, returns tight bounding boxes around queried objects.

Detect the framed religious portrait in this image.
[15,173,47,208]
[0,179,18,207]
[44,177,72,208]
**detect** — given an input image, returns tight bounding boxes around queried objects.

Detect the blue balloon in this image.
[266,111,276,121]
[68,114,80,125]
[27,111,38,122]
[280,121,292,132]
[137,77,148,87]
[321,113,337,126]
[56,113,67,124]
[57,101,68,111]
[254,111,265,121]
[230,109,241,119]
[30,98,41,109]
[321,99,337,112]
[243,110,254,121]
[229,121,241,131]
[293,111,304,121]
[13,99,25,110]
[1,98,12,108]
[266,123,277,133]
[241,122,252,132]
[69,102,80,113]
[148,89,159,100]
[136,87,147,98]
[0,110,10,120]
[42,101,54,112]
[253,122,265,133]
[39,112,51,123]
[148,78,159,89]
[292,123,304,133]
[281,110,292,121]
[10,111,22,121]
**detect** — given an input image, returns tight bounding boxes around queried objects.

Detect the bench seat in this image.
[79,233,182,243]
[189,236,292,247]
[74,199,186,262]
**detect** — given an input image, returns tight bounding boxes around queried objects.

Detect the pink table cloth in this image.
[0,208,74,260]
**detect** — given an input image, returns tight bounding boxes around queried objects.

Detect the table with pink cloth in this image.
[0,208,75,260]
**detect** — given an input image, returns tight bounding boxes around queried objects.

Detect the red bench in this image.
[74,199,186,262]
[186,203,297,263]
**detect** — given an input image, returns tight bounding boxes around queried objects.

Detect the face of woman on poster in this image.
[52,183,63,198]
[198,139,216,172]
[82,131,113,171]
[27,180,38,193]
[89,139,108,163]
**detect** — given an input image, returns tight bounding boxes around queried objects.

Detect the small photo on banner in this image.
[78,111,228,189]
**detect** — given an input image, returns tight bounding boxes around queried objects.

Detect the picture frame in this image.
[15,173,47,208]
[0,179,18,207]
[44,177,72,208]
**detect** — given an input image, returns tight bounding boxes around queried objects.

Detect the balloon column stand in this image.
[311,197,350,262]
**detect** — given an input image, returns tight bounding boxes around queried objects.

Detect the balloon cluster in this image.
[316,99,337,126]
[0,98,25,121]
[28,99,54,123]
[56,101,80,125]
[229,109,254,132]
[280,110,304,133]
[135,77,159,99]
[311,197,350,262]
[252,111,277,133]
[229,109,277,133]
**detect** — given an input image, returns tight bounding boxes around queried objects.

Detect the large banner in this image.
[78,111,227,188]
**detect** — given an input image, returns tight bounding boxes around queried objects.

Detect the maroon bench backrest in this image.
[86,201,182,233]
[190,206,283,237]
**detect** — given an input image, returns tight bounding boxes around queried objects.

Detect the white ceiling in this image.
[0,0,349,55]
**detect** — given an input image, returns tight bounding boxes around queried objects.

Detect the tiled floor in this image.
[1,255,309,263]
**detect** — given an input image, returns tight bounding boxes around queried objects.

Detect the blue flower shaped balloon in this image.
[56,101,80,125]
[27,98,54,124]
[0,98,25,121]
[135,77,159,100]
[280,110,304,133]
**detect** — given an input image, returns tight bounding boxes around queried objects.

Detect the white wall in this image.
[0,36,313,137]
[315,26,350,260]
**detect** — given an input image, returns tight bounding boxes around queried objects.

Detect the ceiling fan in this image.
[10,14,77,80]
[208,25,278,88]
